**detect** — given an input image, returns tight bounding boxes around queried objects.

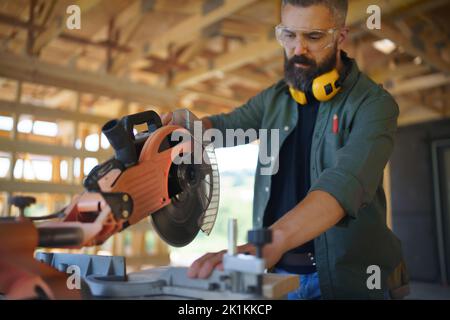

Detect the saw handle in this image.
[102,119,137,168]
[102,111,162,168]
[122,110,162,140]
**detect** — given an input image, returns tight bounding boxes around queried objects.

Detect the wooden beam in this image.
[177,40,207,65]
[0,99,112,125]
[369,63,430,83]
[173,39,281,88]
[396,94,437,115]
[182,89,244,108]
[0,11,131,53]
[26,0,37,56]
[31,0,103,55]
[388,0,450,21]
[172,0,423,88]
[387,73,450,95]
[0,51,176,107]
[398,105,448,127]
[229,68,274,88]
[104,0,154,74]
[0,137,112,160]
[345,0,423,25]
[368,22,450,74]
[124,0,258,71]
[0,180,82,194]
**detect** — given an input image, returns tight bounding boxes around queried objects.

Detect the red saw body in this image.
[0,110,219,299]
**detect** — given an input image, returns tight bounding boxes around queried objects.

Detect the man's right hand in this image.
[160,112,173,126]
[160,110,213,130]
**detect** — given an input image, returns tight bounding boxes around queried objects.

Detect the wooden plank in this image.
[345,0,423,26]
[0,180,83,194]
[369,63,430,83]
[0,137,112,160]
[124,0,258,71]
[31,0,103,55]
[398,105,447,126]
[263,273,299,299]
[106,0,153,74]
[0,99,112,125]
[229,68,274,88]
[173,39,280,88]
[388,73,450,95]
[177,39,207,65]
[182,89,244,107]
[0,51,176,108]
[369,22,450,74]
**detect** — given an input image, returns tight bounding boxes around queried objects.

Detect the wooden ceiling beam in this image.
[387,73,450,95]
[0,180,83,194]
[369,63,430,83]
[105,0,156,74]
[122,0,258,71]
[229,68,274,88]
[0,137,111,161]
[31,0,103,55]
[0,99,111,125]
[0,51,176,108]
[173,39,280,88]
[181,89,244,108]
[171,0,424,88]
[368,21,450,74]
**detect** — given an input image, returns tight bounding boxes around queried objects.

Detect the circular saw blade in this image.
[151,156,216,247]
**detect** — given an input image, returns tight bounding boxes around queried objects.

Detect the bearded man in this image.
[163,0,408,300]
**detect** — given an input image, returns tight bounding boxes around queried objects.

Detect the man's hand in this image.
[187,229,286,279]
[160,111,213,130]
[160,112,173,126]
[187,191,345,279]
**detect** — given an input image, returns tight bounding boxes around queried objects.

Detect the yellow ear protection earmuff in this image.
[289,68,342,105]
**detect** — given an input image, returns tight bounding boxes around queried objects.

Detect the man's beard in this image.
[284,47,338,92]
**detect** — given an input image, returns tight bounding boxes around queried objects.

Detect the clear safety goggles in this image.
[275,24,337,52]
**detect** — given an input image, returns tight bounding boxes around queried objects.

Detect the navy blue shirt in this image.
[263,93,319,274]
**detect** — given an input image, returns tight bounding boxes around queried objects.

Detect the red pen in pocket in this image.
[332,114,339,134]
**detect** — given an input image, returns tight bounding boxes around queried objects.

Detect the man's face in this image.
[281,4,343,91]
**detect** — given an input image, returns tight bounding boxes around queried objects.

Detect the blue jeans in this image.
[274,268,321,300]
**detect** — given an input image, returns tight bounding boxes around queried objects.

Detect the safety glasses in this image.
[275,24,338,52]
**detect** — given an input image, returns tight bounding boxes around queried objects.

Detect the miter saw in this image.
[0,109,220,299]
[34,219,299,300]
[0,109,298,300]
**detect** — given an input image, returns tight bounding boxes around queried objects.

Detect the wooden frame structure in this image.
[0,0,448,267]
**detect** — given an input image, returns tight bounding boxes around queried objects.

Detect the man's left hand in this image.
[187,229,286,279]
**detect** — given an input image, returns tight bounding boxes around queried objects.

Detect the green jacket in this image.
[209,54,405,299]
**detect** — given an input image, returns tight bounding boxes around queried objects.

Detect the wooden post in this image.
[68,93,81,184]
[112,233,124,256]
[6,81,22,216]
[275,0,282,23]
[79,126,90,180]
[26,0,37,56]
